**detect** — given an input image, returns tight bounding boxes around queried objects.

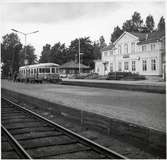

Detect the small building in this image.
[59,61,91,75]
[95,31,165,77]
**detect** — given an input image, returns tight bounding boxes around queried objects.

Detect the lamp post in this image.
[11,29,39,65]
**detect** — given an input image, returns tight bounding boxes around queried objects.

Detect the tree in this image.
[19,45,37,66]
[111,26,123,43]
[49,42,67,65]
[122,11,143,32]
[157,16,165,31]
[39,44,51,63]
[99,36,107,49]
[145,15,155,32]
[131,11,143,32]
[68,37,95,68]
[92,41,101,60]
[1,33,22,76]
[122,20,133,32]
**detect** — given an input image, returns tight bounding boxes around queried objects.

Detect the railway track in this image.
[1,97,127,159]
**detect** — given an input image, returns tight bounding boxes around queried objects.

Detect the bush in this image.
[107,72,145,80]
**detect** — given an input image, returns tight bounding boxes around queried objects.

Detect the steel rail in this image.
[2,96,128,159]
[1,124,32,159]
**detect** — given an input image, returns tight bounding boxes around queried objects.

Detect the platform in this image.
[61,79,166,93]
[1,79,166,133]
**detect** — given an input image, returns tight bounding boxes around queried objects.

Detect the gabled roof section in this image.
[59,61,89,69]
[113,31,139,45]
[101,44,114,52]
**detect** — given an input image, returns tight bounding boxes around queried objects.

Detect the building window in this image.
[142,60,147,71]
[131,42,135,53]
[124,44,128,54]
[142,45,146,52]
[132,61,136,71]
[124,62,129,70]
[151,59,156,71]
[118,62,122,71]
[104,51,108,56]
[110,63,113,72]
[110,50,113,56]
[118,45,122,54]
[151,44,155,51]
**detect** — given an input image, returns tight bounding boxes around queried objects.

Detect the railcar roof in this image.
[20,63,59,69]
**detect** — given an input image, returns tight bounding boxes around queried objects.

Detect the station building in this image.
[95,31,165,77]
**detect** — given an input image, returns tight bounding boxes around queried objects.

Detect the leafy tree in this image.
[39,44,51,63]
[92,41,101,60]
[157,16,165,31]
[111,26,123,43]
[122,20,133,32]
[68,37,95,68]
[1,33,22,76]
[122,12,143,32]
[49,42,67,65]
[145,15,155,32]
[131,11,143,32]
[19,45,37,66]
[99,35,107,49]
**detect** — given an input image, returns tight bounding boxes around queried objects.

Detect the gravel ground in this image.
[4,95,160,159]
[1,80,166,132]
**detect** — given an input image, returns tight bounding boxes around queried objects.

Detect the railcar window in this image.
[46,68,50,73]
[34,69,36,73]
[42,68,44,73]
[39,68,42,73]
[31,69,33,74]
[52,68,55,73]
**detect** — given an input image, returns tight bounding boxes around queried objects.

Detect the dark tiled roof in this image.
[129,32,147,41]
[59,61,89,69]
[130,31,165,45]
[101,44,114,51]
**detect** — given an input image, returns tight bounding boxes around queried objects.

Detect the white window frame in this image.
[151,44,155,51]
[132,61,136,71]
[142,45,146,52]
[151,59,156,71]
[142,60,147,71]
[124,43,128,54]
[110,63,113,72]
[118,62,122,71]
[131,42,135,53]
[118,45,122,54]
[124,62,129,71]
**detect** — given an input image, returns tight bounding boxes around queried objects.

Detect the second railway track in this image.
[1,97,127,159]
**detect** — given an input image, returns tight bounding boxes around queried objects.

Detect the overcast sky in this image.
[0,1,166,58]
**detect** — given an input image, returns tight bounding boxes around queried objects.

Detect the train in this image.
[17,63,61,83]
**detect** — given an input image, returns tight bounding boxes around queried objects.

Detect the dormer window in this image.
[142,45,146,52]
[124,44,128,54]
[103,51,108,57]
[110,50,113,56]
[151,44,155,51]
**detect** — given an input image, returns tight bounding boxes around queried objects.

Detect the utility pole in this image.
[79,38,80,74]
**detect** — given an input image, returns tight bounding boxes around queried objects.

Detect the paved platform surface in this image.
[1,80,166,132]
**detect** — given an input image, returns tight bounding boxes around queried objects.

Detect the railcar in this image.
[17,63,61,83]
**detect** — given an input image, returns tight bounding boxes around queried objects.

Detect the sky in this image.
[0,0,166,59]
